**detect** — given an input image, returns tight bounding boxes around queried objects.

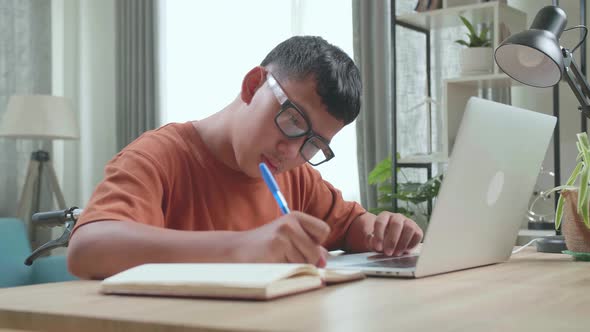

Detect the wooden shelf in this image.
[442,72,528,158]
[396,2,526,31]
[398,153,448,164]
[445,73,524,88]
[392,1,528,187]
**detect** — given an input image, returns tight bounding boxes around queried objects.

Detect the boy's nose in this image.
[277,137,304,160]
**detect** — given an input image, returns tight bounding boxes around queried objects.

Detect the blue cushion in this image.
[0,218,77,287]
[31,255,77,284]
[0,218,33,287]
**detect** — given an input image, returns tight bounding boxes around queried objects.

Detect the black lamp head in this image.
[494,6,567,88]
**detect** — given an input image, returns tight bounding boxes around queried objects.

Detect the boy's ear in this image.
[241,66,267,104]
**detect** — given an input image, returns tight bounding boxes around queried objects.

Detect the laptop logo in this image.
[486,171,504,206]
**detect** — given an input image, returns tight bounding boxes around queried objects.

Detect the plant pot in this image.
[561,190,590,253]
[460,47,493,75]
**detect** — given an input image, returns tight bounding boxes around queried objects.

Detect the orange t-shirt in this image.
[73,122,366,250]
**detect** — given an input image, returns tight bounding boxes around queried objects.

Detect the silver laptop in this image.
[327,97,556,278]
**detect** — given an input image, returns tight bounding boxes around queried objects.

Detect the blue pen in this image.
[259,162,291,214]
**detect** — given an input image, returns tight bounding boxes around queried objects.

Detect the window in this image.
[159,0,359,202]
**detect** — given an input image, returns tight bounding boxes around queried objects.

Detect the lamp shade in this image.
[494,6,567,88]
[0,95,79,140]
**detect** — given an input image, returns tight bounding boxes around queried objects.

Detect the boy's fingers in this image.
[287,221,324,265]
[372,215,388,252]
[284,245,307,263]
[393,225,415,256]
[291,212,331,244]
[383,218,403,256]
[407,232,422,251]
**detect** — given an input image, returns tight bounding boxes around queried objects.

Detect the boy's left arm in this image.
[344,211,423,256]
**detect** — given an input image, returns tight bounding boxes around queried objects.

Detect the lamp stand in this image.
[533,48,590,253]
[16,150,66,250]
[535,235,567,253]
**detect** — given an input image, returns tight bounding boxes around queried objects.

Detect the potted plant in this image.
[543,132,590,253]
[455,15,493,75]
[368,154,443,221]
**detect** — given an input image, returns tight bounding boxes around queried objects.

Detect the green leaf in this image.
[368,157,392,185]
[455,39,470,46]
[398,182,422,193]
[457,15,490,47]
[377,195,393,205]
[479,26,489,41]
[397,207,415,217]
[582,190,590,228]
[578,132,590,150]
[459,16,477,38]
[576,133,590,221]
[367,153,403,185]
[577,164,588,215]
[467,33,478,47]
[555,194,565,230]
[566,162,584,187]
[377,183,393,194]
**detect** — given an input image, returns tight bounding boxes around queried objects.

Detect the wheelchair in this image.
[24,207,82,266]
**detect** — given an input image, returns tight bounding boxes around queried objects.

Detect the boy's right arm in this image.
[67,211,330,279]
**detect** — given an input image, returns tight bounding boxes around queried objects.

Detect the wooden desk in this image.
[1,248,589,332]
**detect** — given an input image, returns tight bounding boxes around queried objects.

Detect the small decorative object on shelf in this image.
[414,0,443,12]
[443,0,505,9]
[455,15,493,75]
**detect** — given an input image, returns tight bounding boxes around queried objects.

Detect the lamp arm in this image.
[562,48,590,118]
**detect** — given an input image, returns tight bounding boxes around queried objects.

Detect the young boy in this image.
[67,36,423,279]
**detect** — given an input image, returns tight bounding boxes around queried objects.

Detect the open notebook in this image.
[100,263,364,300]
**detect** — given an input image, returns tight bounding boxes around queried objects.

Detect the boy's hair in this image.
[261,36,361,125]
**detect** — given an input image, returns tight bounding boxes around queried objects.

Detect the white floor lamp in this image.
[0,95,79,249]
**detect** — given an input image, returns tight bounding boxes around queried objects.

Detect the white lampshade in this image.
[0,95,80,140]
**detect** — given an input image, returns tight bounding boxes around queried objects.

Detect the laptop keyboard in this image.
[350,255,418,269]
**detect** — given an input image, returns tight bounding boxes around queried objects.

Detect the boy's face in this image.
[235,71,344,178]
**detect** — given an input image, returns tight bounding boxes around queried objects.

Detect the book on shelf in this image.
[100,263,365,301]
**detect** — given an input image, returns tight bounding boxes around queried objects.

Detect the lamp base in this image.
[535,235,567,253]
[17,150,67,251]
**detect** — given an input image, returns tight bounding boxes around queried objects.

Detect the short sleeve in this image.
[72,150,167,234]
[300,165,366,250]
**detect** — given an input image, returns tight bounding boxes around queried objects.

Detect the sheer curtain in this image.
[0,1,52,217]
[159,0,360,202]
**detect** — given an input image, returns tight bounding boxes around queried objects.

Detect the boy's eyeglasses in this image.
[267,73,335,166]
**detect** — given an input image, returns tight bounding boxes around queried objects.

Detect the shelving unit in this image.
[391,1,527,211]
[442,73,523,156]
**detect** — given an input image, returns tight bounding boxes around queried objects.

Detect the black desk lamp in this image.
[494,5,589,253]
